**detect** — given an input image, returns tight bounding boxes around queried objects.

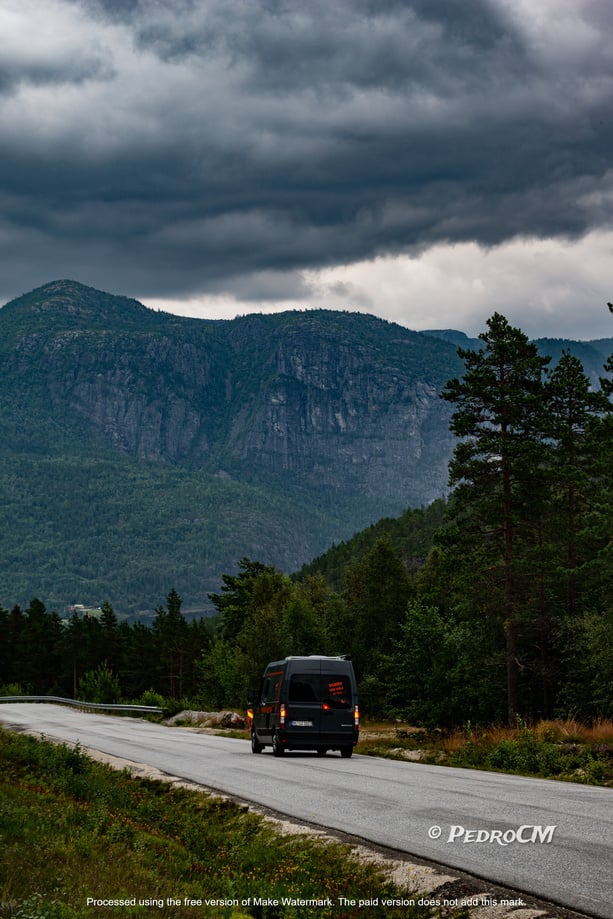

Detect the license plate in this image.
[290,720,313,727]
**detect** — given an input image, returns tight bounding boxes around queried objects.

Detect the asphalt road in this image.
[1,704,611,918]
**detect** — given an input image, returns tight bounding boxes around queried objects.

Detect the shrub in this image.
[78,664,121,704]
[0,682,31,696]
[135,689,166,709]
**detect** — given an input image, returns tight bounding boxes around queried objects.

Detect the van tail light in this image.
[354,704,360,728]
[279,703,287,727]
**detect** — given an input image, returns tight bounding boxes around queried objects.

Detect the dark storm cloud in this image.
[1,0,612,301]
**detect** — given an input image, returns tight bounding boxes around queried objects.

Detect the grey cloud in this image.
[0,3,116,97]
[0,58,110,95]
[0,0,612,303]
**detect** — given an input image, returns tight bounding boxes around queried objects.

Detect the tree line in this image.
[1,313,611,726]
[0,591,211,707]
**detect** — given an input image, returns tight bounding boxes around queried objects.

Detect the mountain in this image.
[423,328,611,386]
[1,280,610,615]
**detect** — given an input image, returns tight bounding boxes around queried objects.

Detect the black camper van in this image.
[248,655,359,757]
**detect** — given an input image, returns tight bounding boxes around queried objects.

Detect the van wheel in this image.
[251,732,264,754]
[272,733,285,757]
[340,746,353,758]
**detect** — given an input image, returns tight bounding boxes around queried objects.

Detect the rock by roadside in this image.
[165,709,245,729]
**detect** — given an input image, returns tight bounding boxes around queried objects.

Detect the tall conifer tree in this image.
[441,313,550,722]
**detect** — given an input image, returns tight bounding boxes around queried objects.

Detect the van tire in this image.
[340,746,353,758]
[272,733,285,757]
[251,732,264,754]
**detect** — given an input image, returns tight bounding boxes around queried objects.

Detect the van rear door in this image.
[319,670,355,743]
[286,670,322,739]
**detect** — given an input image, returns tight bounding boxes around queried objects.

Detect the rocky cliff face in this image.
[48,335,216,463]
[5,282,610,512]
[2,283,460,509]
[215,311,462,508]
[225,334,453,505]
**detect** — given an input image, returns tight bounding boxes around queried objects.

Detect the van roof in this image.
[263,655,354,671]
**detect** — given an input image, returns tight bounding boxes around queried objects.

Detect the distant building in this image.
[64,604,103,619]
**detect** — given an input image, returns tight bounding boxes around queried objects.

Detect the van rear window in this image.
[288,674,351,708]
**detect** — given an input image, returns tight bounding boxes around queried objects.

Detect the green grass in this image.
[0,728,441,919]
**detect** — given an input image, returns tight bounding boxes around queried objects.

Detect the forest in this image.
[1,313,611,727]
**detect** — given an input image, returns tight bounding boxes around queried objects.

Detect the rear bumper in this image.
[276,729,359,750]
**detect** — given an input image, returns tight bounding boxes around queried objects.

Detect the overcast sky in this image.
[1,0,612,339]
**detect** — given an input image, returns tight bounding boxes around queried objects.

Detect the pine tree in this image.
[343,536,412,683]
[99,601,120,672]
[441,313,550,722]
[209,558,280,641]
[153,589,189,700]
[545,352,603,615]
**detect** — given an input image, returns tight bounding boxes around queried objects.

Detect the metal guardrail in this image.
[0,695,163,715]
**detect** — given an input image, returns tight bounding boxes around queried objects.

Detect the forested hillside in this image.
[2,312,611,727]
[296,500,448,591]
[0,280,463,613]
[2,280,610,616]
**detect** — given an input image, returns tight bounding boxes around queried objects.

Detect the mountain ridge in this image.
[1,280,610,614]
